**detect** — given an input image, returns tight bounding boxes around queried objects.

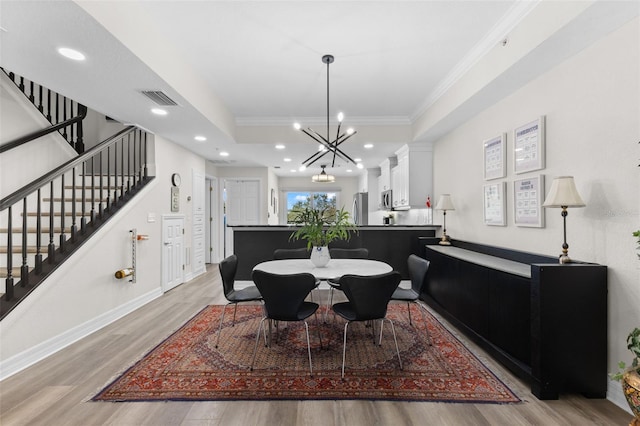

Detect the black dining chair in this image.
[325,248,369,321]
[332,271,402,378]
[391,255,432,345]
[273,247,310,260]
[250,269,323,376]
[215,254,263,348]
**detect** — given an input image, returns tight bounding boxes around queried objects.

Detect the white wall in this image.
[0,135,206,379]
[431,17,639,404]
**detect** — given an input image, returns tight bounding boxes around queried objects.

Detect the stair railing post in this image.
[59,174,66,253]
[5,206,14,301]
[35,189,42,274]
[47,182,55,263]
[21,197,29,287]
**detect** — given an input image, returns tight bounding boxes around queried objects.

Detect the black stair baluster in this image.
[81,161,87,232]
[35,188,42,274]
[28,80,35,103]
[38,85,44,113]
[62,96,68,142]
[46,89,52,122]
[48,181,55,263]
[133,130,137,188]
[70,102,75,150]
[71,167,77,242]
[59,174,66,253]
[138,130,143,183]
[90,157,96,222]
[120,137,125,202]
[18,76,24,92]
[55,93,59,126]
[106,146,111,211]
[21,198,29,287]
[127,133,132,192]
[76,105,85,153]
[5,206,14,301]
[99,151,103,218]
[143,132,148,179]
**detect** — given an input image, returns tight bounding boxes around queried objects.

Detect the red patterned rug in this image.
[93,304,520,403]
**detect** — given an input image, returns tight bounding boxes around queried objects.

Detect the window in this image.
[286,191,338,223]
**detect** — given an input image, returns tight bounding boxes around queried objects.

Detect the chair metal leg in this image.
[215,303,229,348]
[384,318,403,370]
[341,322,350,378]
[232,303,238,325]
[250,317,267,371]
[303,321,313,376]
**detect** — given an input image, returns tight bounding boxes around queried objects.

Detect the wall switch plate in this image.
[147,213,156,223]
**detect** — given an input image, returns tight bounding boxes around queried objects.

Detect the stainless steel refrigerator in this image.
[352,192,368,225]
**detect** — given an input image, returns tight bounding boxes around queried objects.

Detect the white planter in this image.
[310,246,330,267]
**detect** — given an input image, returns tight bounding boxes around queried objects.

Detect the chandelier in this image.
[294,54,358,172]
[311,165,335,183]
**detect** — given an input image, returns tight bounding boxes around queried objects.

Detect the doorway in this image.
[161,214,184,292]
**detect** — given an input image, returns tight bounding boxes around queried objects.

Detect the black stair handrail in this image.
[0,126,136,210]
[0,105,88,154]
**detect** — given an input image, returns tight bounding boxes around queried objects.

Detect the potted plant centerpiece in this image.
[611,327,640,423]
[289,204,357,267]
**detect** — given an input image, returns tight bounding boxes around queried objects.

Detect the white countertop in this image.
[427,245,531,278]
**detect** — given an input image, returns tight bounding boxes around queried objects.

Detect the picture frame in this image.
[513,174,545,227]
[483,182,506,226]
[483,133,506,180]
[514,116,545,174]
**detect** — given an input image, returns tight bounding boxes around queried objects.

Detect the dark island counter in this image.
[230,225,440,280]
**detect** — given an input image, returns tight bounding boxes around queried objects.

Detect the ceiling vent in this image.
[209,159,235,165]
[140,90,179,106]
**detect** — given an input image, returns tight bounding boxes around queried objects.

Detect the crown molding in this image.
[410,0,540,122]
[235,115,412,127]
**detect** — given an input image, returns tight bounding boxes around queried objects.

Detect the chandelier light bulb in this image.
[347,128,354,135]
[337,112,344,122]
[357,163,364,169]
[299,165,306,172]
[293,122,301,130]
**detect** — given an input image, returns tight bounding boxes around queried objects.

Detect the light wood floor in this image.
[0,265,632,426]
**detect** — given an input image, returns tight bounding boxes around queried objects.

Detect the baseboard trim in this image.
[0,288,162,381]
[608,377,633,414]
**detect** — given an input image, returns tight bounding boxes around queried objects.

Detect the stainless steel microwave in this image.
[381,190,393,210]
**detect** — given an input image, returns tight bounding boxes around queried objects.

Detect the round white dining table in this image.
[252,258,392,280]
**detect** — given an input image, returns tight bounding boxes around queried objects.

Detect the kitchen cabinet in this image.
[393,143,433,210]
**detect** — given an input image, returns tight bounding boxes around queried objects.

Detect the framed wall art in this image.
[483,182,506,226]
[513,174,545,227]
[514,116,545,174]
[483,133,506,180]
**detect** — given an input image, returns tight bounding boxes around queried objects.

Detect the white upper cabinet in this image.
[392,143,433,210]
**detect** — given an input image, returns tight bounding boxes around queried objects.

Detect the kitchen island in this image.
[230,225,439,280]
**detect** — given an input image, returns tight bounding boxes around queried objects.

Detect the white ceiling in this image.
[1,1,637,177]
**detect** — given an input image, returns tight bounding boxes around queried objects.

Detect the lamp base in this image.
[439,235,451,246]
[559,254,572,264]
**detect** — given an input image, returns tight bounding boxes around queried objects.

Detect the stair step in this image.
[43,198,108,202]
[0,246,38,254]
[0,267,32,278]
[0,227,72,233]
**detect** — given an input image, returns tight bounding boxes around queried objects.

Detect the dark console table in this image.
[422,240,607,400]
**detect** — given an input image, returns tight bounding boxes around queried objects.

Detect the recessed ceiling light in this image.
[283,158,292,162]
[58,47,85,61]
[290,169,297,173]
[354,158,362,162]
[194,135,207,142]
[346,169,353,173]
[357,163,364,169]
[219,151,229,157]
[151,108,168,116]
[363,143,374,149]
[275,144,285,150]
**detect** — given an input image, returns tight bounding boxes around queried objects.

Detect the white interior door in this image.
[224,179,260,257]
[162,215,184,292]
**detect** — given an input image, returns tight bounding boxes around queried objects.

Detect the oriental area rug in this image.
[93,304,520,403]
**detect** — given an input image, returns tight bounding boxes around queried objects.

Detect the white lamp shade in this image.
[542,176,585,208]
[435,194,455,211]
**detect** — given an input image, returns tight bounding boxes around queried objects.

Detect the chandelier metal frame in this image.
[296,54,358,169]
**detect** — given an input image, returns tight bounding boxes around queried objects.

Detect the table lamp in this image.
[435,194,455,245]
[542,176,585,264]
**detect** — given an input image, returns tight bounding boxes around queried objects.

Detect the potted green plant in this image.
[289,205,357,267]
[611,327,640,421]
[634,230,640,259]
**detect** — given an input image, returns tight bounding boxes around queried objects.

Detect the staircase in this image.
[1,71,153,319]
